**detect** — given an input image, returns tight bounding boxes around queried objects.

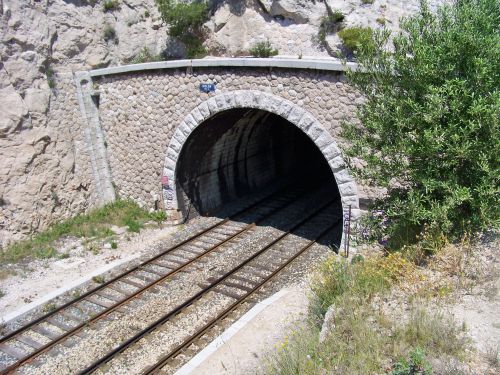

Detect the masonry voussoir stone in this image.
[297,113,315,132]
[323,143,341,160]
[334,169,354,185]
[315,132,332,150]
[191,107,204,123]
[197,101,210,119]
[341,195,359,210]
[206,97,219,114]
[287,106,306,125]
[277,100,294,118]
[338,181,357,197]
[183,114,198,131]
[328,155,346,172]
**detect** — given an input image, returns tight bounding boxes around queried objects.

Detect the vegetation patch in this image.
[130,47,163,64]
[155,0,209,58]
[337,26,373,53]
[249,40,279,58]
[265,255,469,374]
[0,200,165,265]
[103,0,120,13]
[341,0,499,248]
[103,24,118,43]
[316,11,345,48]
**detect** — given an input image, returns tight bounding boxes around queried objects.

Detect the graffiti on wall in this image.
[161,176,176,210]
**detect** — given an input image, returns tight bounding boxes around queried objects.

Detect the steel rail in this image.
[0,184,301,374]
[144,215,343,374]
[78,197,337,374]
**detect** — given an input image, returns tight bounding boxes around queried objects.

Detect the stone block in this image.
[338,181,357,197]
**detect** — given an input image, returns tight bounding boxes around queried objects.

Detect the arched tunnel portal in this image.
[163,91,360,251]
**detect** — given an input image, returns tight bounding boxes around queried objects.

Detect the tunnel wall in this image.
[94,65,364,220]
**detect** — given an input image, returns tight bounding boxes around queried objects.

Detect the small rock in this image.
[110,225,128,235]
[103,243,112,249]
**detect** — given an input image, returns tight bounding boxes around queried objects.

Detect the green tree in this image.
[155,0,208,58]
[342,0,499,244]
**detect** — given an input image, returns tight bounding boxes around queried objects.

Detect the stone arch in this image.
[162,90,360,222]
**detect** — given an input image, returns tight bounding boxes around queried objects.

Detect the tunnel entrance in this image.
[175,107,342,242]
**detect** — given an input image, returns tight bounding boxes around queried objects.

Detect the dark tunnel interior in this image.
[175,108,343,248]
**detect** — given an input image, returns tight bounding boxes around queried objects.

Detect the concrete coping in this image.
[84,57,359,78]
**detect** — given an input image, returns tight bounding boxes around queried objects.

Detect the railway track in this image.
[1,182,342,374]
[0,184,313,374]
[81,193,342,375]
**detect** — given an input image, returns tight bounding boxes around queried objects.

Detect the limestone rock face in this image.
[270,0,324,24]
[0,86,28,136]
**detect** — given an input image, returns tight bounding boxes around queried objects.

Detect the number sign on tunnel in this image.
[199,83,216,93]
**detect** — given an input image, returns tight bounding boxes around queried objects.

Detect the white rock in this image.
[0,86,28,136]
[24,88,50,114]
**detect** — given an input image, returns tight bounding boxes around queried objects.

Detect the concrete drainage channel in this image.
[0,182,342,374]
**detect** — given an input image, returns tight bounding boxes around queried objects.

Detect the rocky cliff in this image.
[0,0,446,246]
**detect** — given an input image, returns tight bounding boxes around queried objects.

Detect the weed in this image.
[103,0,120,12]
[485,346,499,369]
[391,347,432,375]
[0,289,4,298]
[249,40,278,58]
[155,0,208,58]
[397,308,468,357]
[36,247,57,259]
[58,252,70,259]
[92,275,105,284]
[42,302,57,313]
[103,24,118,43]
[150,210,167,226]
[86,242,100,255]
[131,46,163,64]
[362,0,374,4]
[338,26,373,53]
[0,269,16,280]
[376,17,386,25]
[71,290,81,298]
[111,242,118,249]
[317,11,344,46]
[144,10,150,18]
[45,65,56,89]
[125,218,141,233]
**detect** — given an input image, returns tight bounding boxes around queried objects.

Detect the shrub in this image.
[342,0,500,244]
[111,242,118,249]
[103,24,118,43]
[362,0,374,4]
[155,0,208,58]
[249,40,278,58]
[337,26,373,53]
[103,0,120,12]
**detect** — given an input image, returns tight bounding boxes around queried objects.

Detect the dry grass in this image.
[265,254,471,375]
